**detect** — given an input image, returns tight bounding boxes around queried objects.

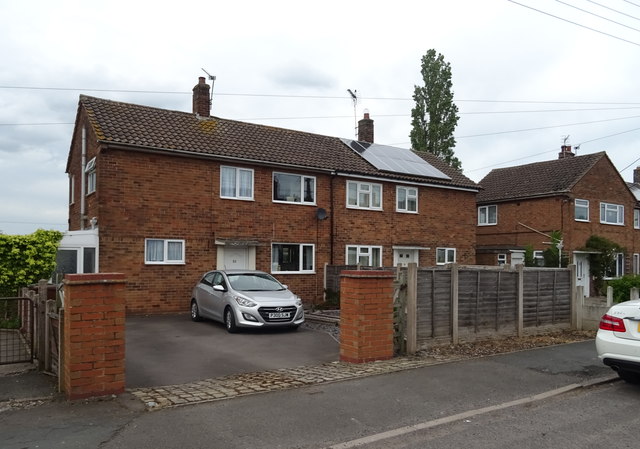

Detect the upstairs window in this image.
[69,174,75,205]
[436,247,456,265]
[221,166,253,200]
[478,205,497,226]
[271,243,314,273]
[145,239,185,265]
[273,173,315,204]
[346,245,382,267]
[396,186,418,213]
[600,202,624,225]
[635,209,639,229]
[347,181,382,210]
[575,199,589,221]
[85,157,96,195]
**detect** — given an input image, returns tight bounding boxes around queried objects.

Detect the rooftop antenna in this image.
[201,68,216,112]
[347,89,358,138]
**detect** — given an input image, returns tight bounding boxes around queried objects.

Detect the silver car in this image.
[190,270,304,332]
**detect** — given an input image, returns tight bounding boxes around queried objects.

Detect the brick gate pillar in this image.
[339,270,395,363]
[62,273,126,400]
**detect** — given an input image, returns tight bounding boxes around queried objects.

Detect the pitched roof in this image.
[76,95,478,190]
[477,152,607,203]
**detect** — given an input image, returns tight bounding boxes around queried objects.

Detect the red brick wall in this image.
[62,273,125,400]
[477,157,639,269]
[339,270,395,363]
[66,115,477,314]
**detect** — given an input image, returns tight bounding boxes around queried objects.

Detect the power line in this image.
[585,0,640,21]
[456,114,640,138]
[624,0,640,8]
[1,84,640,106]
[556,0,640,33]
[508,0,640,47]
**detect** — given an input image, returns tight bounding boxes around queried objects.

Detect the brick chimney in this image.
[358,109,374,143]
[558,145,574,159]
[634,166,640,184]
[192,77,211,117]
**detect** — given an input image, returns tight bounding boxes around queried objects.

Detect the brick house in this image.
[476,146,640,295]
[62,78,479,314]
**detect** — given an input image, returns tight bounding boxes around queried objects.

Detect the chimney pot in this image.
[559,144,574,159]
[634,166,640,184]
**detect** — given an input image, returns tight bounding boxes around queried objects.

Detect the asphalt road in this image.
[0,340,623,449]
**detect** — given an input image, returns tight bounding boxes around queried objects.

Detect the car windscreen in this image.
[227,273,284,291]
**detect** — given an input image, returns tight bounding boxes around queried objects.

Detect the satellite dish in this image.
[316,208,328,220]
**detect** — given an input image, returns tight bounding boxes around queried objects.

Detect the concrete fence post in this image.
[575,286,584,331]
[339,270,395,363]
[62,273,126,400]
[406,263,417,355]
[450,263,459,345]
[607,286,613,307]
[631,287,639,301]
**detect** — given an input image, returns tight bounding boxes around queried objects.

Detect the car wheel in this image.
[190,300,202,322]
[617,369,640,384]
[224,307,238,333]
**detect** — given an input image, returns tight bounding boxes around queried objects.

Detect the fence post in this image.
[451,263,459,344]
[36,279,48,371]
[575,286,584,330]
[631,287,639,301]
[606,286,613,307]
[406,263,417,355]
[517,264,524,337]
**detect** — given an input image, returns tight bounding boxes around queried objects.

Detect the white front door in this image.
[394,249,419,267]
[223,247,249,269]
[574,253,590,297]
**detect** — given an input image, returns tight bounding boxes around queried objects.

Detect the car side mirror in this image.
[213,284,226,292]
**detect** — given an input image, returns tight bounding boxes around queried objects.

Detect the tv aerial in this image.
[201,68,217,110]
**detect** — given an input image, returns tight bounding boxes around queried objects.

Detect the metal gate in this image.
[0,297,35,365]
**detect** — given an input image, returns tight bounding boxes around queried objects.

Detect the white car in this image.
[596,299,640,383]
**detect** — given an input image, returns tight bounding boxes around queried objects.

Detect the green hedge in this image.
[0,229,63,297]
[607,275,640,303]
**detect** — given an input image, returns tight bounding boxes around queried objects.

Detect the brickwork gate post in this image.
[339,270,395,363]
[62,273,126,400]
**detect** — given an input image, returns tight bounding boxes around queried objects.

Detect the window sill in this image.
[271,271,316,275]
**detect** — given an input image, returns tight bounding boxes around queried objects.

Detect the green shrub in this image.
[0,229,63,296]
[607,275,640,303]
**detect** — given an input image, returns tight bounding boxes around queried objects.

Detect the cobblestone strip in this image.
[129,356,444,410]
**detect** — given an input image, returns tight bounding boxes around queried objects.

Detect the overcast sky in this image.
[1,0,640,235]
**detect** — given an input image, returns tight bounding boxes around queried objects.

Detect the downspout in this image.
[80,127,86,230]
[330,171,336,264]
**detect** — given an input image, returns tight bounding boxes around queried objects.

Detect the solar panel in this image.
[341,139,451,180]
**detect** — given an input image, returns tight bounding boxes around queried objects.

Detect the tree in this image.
[410,49,461,170]
[583,235,623,295]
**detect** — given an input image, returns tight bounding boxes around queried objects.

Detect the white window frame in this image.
[347,181,382,210]
[436,247,456,265]
[69,174,75,205]
[600,202,624,225]
[478,205,497,226]
[85,157,96,195]
[635,209,640,229]
[574,199,589,222]
[605,252,625,279]
[346,245,383,267]
[396,186,418,213]
[497,253,507,265]
[271,243,315,274]
[272,172,316,205]
[220,166,254,200]
[144,239,185,265]
[633,253,639,275]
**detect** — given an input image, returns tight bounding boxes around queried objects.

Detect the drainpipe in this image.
[80,127,86,230]
[330,171,336,264]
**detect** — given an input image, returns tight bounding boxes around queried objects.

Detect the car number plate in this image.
[269,312,290,319]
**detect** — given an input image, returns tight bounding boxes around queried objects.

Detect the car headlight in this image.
[233,295,257,307]
[295,297,302,307]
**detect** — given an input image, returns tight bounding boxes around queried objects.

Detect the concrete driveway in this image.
[125,314,339,388]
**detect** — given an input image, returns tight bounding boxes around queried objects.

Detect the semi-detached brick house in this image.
[63,78,479,314]
[476,146,640,296]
